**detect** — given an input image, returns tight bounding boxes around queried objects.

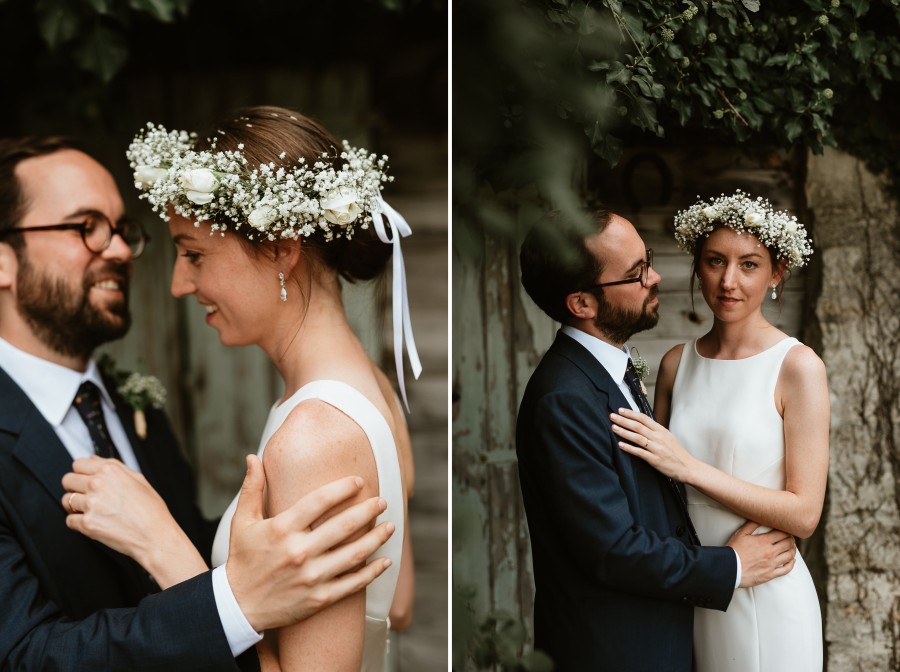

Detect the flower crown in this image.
[126,123,393,242]
[673,190,813,269]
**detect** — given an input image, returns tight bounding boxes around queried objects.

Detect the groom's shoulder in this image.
[523,339,611,406]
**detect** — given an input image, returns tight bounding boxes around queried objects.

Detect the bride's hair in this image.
[193,105,392,283]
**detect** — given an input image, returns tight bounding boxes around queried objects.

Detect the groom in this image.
[0,136,393,671]
[516,207,797,671]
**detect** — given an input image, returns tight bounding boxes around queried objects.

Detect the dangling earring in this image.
[771,284,777,300]
[278,272,287,302]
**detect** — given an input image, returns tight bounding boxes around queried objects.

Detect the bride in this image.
[62,106,417,671]
[611,190,827,671]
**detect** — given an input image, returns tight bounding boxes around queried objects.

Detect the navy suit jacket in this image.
[0,366,260,671]
[516,333,736,671]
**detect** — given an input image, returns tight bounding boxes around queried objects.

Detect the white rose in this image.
[321,187,362,226]
[744,210,764,227]
[702,206,719,219]
[248,205,278,230]
[133,165,167,189]
[181,169,219,204]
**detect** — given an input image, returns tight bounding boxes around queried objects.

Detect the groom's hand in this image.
[226,454,395,632]
[726,521,797,588]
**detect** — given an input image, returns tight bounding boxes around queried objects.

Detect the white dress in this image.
[211,380,405,672]
[669,338,822,672]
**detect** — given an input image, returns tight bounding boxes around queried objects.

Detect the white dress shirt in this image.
[0,336,261,656]
[558,326,741,589]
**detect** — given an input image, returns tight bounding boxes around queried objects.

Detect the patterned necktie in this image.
[72,381,121,460]
[623,360,699,543]
[623,360,653,417]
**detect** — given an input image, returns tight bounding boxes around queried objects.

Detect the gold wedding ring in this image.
[643,437,649,448]
[67,493,77,514]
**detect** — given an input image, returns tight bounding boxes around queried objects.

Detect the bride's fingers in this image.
[609,412,651,435]
[614,407,657,427]
[610,423,649,447]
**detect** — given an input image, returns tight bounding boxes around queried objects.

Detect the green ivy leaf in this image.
[741,0,760,11]
[74,23,128,82]
[848,0,870,17]
[849,36,876,63]
[732,58,751,80]
[128,0,176,22]
[606,62,632,85]
[784,117,803,142]
[35,0,82,49]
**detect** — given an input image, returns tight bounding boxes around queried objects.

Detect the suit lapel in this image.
[550,334,700,544]
[0,369,72,504]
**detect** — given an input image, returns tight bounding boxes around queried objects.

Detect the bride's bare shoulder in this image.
[263,400,378,509]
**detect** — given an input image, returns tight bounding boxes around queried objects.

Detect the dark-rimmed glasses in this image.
[581,248,653,290]
[0,212,149,259]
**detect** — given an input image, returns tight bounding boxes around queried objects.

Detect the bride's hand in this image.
[61,456,207,588]
[610,408,697,482]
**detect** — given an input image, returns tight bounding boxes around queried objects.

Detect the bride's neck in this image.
[263,278,367,396]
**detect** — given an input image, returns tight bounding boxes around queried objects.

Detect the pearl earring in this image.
[771,285,777,300]
[278,272,287,302]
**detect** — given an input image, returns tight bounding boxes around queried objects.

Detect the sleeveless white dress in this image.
[211,380,404,672]
[669,338,822,672]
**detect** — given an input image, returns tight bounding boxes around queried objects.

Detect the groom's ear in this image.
[565,290,597,321]
[0,243,18,289]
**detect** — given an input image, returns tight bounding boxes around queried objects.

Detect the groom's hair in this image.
[519,206,612,324]
[0,136,84,255]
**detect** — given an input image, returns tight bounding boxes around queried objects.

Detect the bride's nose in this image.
[170,265,195,298]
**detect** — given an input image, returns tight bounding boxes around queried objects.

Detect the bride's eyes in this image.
[179,250,202,264]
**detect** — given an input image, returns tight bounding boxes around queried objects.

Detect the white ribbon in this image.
[371,197,422,411]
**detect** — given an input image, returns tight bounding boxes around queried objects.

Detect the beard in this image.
[16,256,132,359]
[593,284,660,344]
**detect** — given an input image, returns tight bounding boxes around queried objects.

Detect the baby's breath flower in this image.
[127,123,392,242]
[673,189,814,269]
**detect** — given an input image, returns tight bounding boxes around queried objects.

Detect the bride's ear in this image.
[272,242,302,277]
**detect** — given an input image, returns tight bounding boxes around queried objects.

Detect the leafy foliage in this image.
[454,0,900,254]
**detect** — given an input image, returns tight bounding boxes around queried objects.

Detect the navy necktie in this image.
[623,360,699,544]
[72,381,121,460]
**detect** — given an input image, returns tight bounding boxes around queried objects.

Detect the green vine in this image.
[454,0,900,255]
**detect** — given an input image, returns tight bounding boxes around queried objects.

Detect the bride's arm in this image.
[260,400,377,671]
[614,344,830,539]
[61,457,208,588]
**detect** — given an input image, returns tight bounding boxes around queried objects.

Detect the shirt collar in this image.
[560,325,632,383]
[0,337,113,426]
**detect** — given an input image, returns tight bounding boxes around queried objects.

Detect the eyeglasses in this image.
[0,213,149,259]
[581,248,654,290]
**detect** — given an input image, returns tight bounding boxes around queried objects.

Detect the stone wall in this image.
[806,149,900,670]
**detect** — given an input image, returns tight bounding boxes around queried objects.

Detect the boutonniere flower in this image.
[97,355,167,439]
[630,349,650,396]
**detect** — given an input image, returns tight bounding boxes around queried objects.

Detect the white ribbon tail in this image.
[372,197,422,411]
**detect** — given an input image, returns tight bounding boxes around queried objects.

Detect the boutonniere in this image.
[97,355,167,439]
[630,348,650,396]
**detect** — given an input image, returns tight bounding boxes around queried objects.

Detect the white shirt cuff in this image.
[211,564,264,657]
[732,548,742,589]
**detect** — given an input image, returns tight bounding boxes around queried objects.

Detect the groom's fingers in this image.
[299,496,389,555]
[232,455,266,527]
[61,472,91,494]
[278,476,370,532]
[317,555,393,606]
[314,519,396,579]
